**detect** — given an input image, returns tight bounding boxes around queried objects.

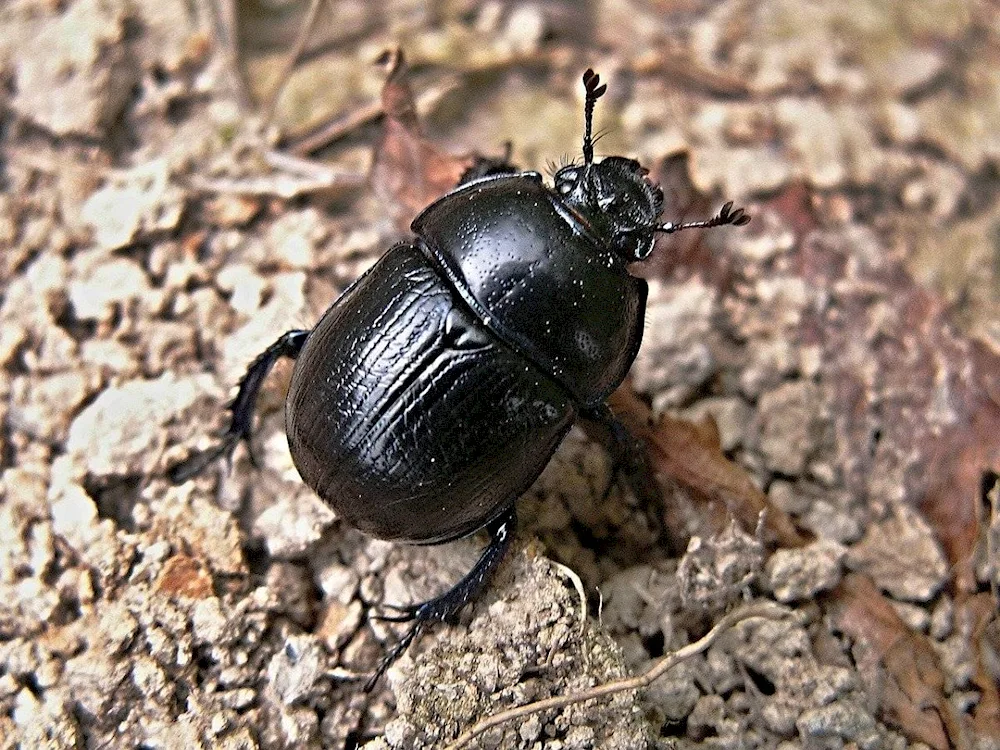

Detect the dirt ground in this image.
[1,0,999,748]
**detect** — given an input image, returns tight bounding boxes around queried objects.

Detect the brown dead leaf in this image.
[827,573,967,750]
[962,593,1000,738]
[608,387,808,549]
[919,341,1000,595]
[370,50,473,230]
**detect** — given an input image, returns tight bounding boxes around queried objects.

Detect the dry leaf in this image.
[608,387,808,549]
[919,342,1000,594]
[370,50,473,230]
[828,573,967,750]
[962,593,1000,738]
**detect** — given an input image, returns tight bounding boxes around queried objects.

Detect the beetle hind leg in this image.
[457,142,519,185]
[365,506,517,691]
[168,329,310,483]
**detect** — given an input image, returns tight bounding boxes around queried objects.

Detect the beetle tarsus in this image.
[365,507,517,691]
[364,621,425,692]
[167,329,310,483]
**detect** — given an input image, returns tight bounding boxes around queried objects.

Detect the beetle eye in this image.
[613,229,653,261]
[556,168,578,194]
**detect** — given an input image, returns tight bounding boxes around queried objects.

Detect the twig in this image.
[288,98,384,156]
[208,0,251,110]
[187,150,364,198]
[288,77,460,156]
[443,601,785,750]
[551,561,588,638]
[260,0,326,131]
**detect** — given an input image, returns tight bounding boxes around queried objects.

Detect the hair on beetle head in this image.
[546,154,579,178]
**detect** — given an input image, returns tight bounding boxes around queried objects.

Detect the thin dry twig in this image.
[187,149,364,198]
[443,601,785,750]
[288,98,384,156]
[288,78,459,156]
[551,561,588,638]
[208,0,251,110]
[260,0,327,130]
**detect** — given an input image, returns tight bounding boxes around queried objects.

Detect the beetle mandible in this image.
[170,69,750,689]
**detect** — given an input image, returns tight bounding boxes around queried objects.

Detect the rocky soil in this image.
[1,1,998,748]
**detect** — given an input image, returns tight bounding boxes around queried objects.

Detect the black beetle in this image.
[170,70,749,688]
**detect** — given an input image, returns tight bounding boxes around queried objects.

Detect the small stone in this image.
[9,372,91,442]
[846,504,948,602]
[753,381,823,476]
[80,339,137,376]
[929,597,953,641]
[279,706,319,746]
[48,484,99,543]
[316,600,363,651]
[631,279,718,406]
[518,713,542,742]
[191,598,228,645]
[12,688,41,730]
[65,372,215,476]
[68,257,150,321]
[131,656,169,699]
[316,562,359,605]
[268,635,323,705]
[10,0,139,137]
[796,699,883,750]
[766,539,846,602]
[501,5,546,54]
[155,555,214,600]
[889,600,930,632]
[383,718,417,747]
[217,264,266,316]
[802,498,862,543]
[98,603,138,655]
[265,208,327,269]
[254,492,337,558]
[79,159,185,250]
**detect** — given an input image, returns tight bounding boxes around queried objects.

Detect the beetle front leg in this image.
[365,506,517,691]
[168,329,310,483]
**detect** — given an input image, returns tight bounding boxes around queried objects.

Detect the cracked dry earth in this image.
[1,0,1000,749]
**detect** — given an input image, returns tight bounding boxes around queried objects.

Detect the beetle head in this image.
[554,156,664,262]
[553,70,664,262]
[555,69,750,262]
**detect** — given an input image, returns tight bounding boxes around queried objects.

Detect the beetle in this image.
[170,70,749,689]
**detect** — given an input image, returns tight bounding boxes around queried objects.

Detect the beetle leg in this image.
[457,142,519,185]
[582,404,661,508]
[365,506,517,691]
[168,329,310,483]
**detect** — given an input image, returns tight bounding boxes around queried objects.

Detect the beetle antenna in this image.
[582,69,607,165]
[656,201,751,234]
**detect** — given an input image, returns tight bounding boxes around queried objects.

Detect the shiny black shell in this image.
[414,173,647,406]
[285,173,648,544]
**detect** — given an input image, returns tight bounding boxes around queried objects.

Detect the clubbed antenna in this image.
[656,201,752,234]
[582,69,607,165]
